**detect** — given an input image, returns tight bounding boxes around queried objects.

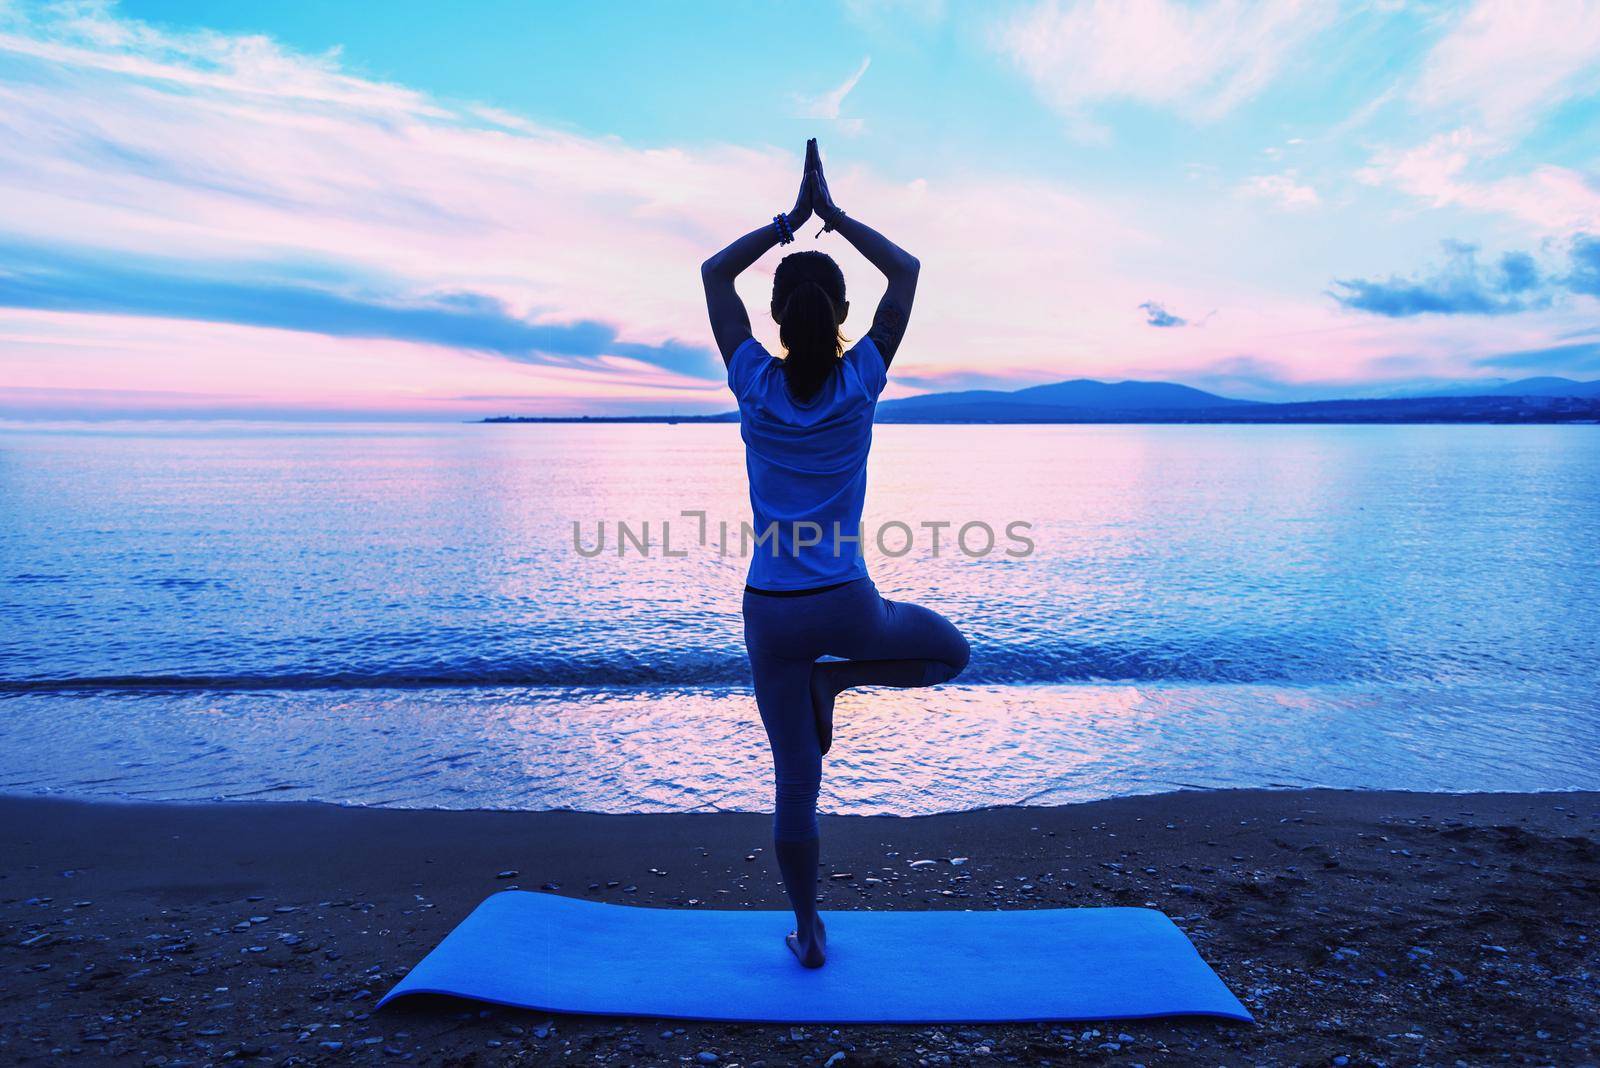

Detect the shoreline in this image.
[5,780,1600,819]
[3,788,1596,1065]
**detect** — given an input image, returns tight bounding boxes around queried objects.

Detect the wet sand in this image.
[1,788,1595,1066]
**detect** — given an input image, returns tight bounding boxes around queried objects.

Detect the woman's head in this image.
[771,251,849,402]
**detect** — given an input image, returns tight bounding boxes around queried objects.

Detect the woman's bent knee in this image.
[891,599,971,680]
[915,625,969,686]
[938,622,971,680]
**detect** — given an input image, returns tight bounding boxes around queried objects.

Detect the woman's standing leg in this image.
[810,587,970,753]
[744,598,830,966]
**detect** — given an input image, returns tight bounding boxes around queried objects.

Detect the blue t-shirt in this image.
[727,334,887,591]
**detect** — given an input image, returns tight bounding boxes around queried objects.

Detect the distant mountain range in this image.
[1387,376,1600,400]
[482,376,1600,425]
[868,375,1600,424]
[874,378,1260,421]
[877,378,1261,419]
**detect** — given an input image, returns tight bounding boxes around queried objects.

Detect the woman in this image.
[700,139,970,968]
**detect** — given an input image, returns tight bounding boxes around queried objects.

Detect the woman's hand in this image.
[808,139,844,228]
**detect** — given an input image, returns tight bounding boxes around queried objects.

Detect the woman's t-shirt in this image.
[726,334,887,592]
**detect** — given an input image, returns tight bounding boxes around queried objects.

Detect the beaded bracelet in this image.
[818,209,846,237]
[772,213,794,245]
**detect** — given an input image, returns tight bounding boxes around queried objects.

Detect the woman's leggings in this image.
[741,577,970,842]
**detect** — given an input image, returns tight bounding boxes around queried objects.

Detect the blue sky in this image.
[1,0,1598,416]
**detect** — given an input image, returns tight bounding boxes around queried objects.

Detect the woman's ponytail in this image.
[778,278,844,402]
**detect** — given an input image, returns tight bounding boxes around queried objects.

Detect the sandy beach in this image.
[1,788,1595,1066]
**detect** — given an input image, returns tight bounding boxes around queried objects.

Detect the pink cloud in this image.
[993,0,1333,134]
[1360,129,1600,234]
[1414,0,1600,135]
[1239,173,1321,211]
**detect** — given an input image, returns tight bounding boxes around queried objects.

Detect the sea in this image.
[2,421,1596,814]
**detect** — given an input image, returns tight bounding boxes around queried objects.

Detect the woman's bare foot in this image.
[785,916,828,968]
[809,668,836,756]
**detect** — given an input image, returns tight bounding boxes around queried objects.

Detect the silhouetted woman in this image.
[700,139,969,967]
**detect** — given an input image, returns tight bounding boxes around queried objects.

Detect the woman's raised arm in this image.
[810,151,919,369]
[700,147,814,364]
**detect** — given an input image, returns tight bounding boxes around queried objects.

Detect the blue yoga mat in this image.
[379,892,1252,1023]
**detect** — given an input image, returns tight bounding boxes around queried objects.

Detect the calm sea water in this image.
[1,421,1596,813]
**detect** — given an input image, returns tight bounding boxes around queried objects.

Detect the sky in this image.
[1,0,1598,418]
